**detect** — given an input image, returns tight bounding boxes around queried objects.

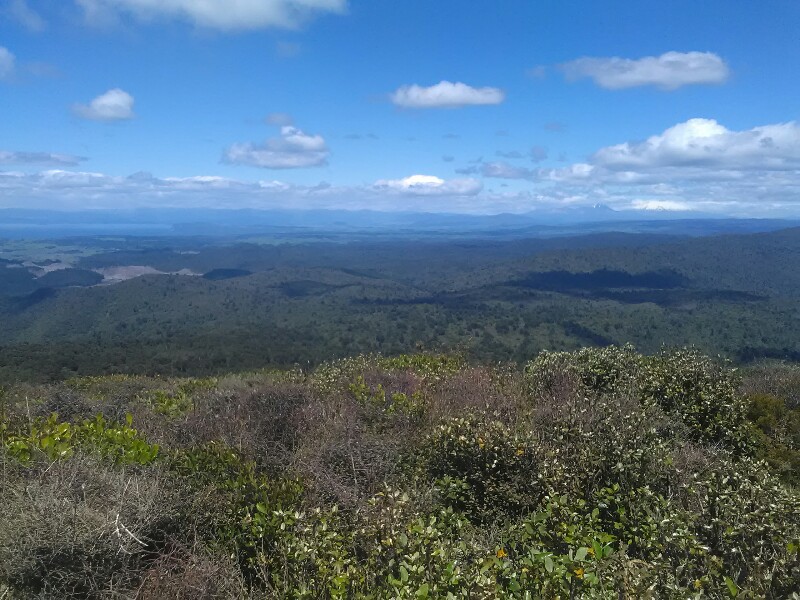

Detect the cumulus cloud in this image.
[560,51,730,90]
[0,47,16,80]
[592,118,800,170]
[537,118,800,187]
[390,81,505,109]
[224,125,329,169]
[0,151,86,166]
[373,174,482,196]
[74,88,135,121]
[74,0,347,30]
[527,118,800,214]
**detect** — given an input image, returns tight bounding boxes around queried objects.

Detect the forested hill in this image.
[463,226,800,298]
[1,226,800,381]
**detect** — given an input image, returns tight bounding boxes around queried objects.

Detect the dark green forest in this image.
[2,227,800,381]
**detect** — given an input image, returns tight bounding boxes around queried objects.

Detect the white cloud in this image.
[390,81,505,109]
[6,0,46,31]
[374,174,482,196]
[74,0,347,30]
[224,125,329,169]
[525,118,800,214]
[0,169,493,212]
[74,88,135,121]
[560,51,730,90]
[538,119,800,187]
[593,118,800,170]
[0,151,86,166]
[2,162,800,216]
[0,47,16,80]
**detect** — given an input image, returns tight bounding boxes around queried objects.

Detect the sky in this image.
[0,0,799,216]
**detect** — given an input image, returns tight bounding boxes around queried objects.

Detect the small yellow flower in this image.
[496,548,507,558]
[516,447,525,456]
[574,567,584,579]
[478,437,485,449]
[586,547,595,556]
[694,579,703,590]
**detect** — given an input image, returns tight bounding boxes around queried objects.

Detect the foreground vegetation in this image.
[1,347,798,598]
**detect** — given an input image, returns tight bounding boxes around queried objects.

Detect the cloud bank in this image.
[390,81,505,109]
[374,174,482,196]
[560,51,730,90]
[0,170,492,213]
[2,119,799,216]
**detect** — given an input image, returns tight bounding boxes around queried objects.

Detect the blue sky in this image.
[1,0,799,215]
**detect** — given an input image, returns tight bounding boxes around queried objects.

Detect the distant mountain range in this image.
[1,207,798,239]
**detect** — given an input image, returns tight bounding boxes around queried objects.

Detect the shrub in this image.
[640,349,749,452]
[0,455,183,598]
[422,414,541,522]
[3,413,159,466]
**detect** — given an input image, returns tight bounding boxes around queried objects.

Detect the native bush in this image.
[0,350,797,599]
[422,414,541,523]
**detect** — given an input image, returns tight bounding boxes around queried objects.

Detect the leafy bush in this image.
[3,413,159,465]
[527,346,751,453]
[640,349,749,452]
[422,414,541,522]
[747,392,800,484]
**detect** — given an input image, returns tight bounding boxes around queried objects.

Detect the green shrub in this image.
[348,375,426,417]
[422,414,540,522]
[527,347,751,453]
[3,413,159,465]
[747,392,800,484]
[640,349,750,452]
